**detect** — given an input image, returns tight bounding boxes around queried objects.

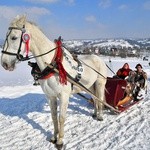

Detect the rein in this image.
[20,47,58,61]
[105,63,116,75]
[2,46,58,61]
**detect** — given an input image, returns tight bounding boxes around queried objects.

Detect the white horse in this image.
[1,15,107,149]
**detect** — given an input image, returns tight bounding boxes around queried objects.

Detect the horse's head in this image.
[1,15,30,71]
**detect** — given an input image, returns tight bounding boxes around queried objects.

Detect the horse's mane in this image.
[27,21,44,33]
[10,15,43,32]
[28,21,37,26]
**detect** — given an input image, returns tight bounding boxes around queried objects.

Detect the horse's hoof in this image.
[55,143,63,150]
[97,116,103,121]
[92,114,97,119]
[50,138,57,144]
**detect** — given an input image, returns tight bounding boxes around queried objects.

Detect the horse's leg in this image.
[48,96,59,143]
[95,79,106,121]
[89,84,98,119]
[56,93,69,148]
[92,97,98,119]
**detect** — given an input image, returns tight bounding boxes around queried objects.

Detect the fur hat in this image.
[135,63,142,69]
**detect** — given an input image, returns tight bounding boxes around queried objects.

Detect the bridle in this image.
[1,25,29,61]
[1,25,58,62]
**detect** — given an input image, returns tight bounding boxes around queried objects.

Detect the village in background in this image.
[63,38,150,59]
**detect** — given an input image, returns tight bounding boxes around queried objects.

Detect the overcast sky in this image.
[0,0,150,40]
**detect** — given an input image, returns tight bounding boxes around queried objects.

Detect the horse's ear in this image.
[14,15,26,27]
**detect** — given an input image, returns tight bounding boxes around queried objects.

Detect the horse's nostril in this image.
[2,62,8,70]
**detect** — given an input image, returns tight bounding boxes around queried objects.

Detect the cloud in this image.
[63,0,75,6]
[24,0,59,3]
[0,5,51,38]
[118,4,128,10]
[99,0,111,8]
[143,1,150,10]
[67,0,75,5]
[26,7,51,15]
[85,15,96,23]
[0,5,51,21]
[85,15,106,29]
[0,6,17,20]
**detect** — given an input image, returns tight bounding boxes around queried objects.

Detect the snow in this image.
[64,40,84,48]
[93,39,133,48]
[0,55,150,150]
[63,39,135,49]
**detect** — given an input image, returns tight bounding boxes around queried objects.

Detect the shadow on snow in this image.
[0,93,94,139]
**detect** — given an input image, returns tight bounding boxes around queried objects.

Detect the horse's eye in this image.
[11,36,17,40]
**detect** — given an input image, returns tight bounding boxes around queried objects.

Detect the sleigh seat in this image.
[105,77,128,108]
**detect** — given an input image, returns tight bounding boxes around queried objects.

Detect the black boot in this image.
[133,87,140,101]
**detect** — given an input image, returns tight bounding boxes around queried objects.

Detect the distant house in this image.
[95,47,99,54]
[111,48,119,56]
[127,49,138,57]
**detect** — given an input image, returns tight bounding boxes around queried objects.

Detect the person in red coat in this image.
[116,63,132,79]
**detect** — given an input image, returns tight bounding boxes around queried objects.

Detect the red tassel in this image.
[22,34,30,58]
[57,62,67,85]
[25,40,29,57]
[55,38,67,85]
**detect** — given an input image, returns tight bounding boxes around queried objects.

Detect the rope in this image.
[105,63,116,75]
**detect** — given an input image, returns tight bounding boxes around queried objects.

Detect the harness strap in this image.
[75,60,83,82]
[28,61,55,80]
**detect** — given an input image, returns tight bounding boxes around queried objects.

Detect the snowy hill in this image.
[64,38,150,51]
[1,38,150,51]
[0,56,150,150]
[92,39,133,48]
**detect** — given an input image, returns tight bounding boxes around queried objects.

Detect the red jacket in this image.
[117,68,132,79]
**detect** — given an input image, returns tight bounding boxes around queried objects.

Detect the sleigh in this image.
[105,77,142,112]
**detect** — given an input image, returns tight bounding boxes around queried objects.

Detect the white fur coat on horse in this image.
[1,15,107,149]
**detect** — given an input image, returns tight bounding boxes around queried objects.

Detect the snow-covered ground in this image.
[0,55,150,150]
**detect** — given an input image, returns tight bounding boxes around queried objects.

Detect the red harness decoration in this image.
[40,72,54,80]
[22,33,30,57]
[54,38,67,85]
[29,37,67,84]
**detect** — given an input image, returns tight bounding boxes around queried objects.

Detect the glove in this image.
[142,72,147,79]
